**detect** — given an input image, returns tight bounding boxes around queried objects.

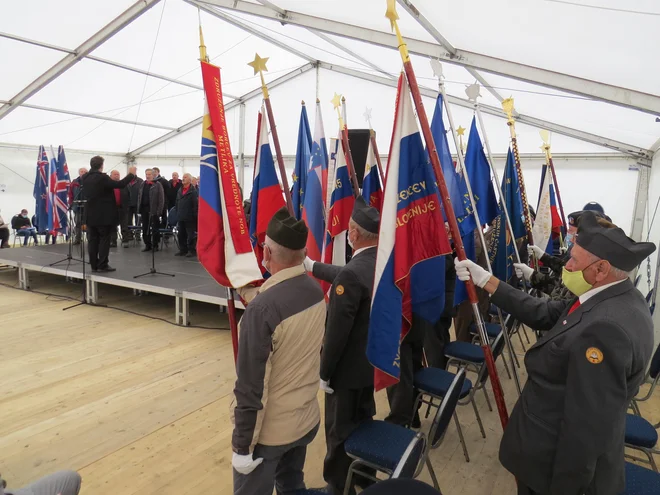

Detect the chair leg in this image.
[426,457,440,491]
[646,449,659,472]
[482,386,493,412]
[470,396,487,439]
[343,464,356,495]
[521,325,531,344]
[453,412,470,462]
[502,352,512,379]
[631,400,642,417]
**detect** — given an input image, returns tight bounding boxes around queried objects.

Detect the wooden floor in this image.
[1,266,658,495]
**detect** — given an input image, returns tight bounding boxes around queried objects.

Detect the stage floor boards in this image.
[0,268,658,494]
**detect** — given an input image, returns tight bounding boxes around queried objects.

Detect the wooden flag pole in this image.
[332,93,360,198]
[248,53,294,215]
[386,1,508,429]
[364,107,386,185]
[540,131,568,235]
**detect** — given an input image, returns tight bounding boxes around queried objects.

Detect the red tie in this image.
[114,189,121,206]
[568,300,581,315]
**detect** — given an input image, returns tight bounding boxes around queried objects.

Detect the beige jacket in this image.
[231,265,326,454]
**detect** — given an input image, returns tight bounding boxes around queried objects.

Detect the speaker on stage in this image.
[347,129,372,188]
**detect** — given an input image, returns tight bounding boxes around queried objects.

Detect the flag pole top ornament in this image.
[540,130,552,157]
[331,92,345,129]
[364,107,373,128]
[456,126,466,136]
[502,97,516,124]
[341,96,346,102]
[248,53,270,99]
[198,25,209,63]
[465,83,481,103]
[430,59,443,79]
[301,100,305,105]
[385,0,410,62]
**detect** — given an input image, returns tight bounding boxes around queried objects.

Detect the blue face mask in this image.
[565,233,574,247]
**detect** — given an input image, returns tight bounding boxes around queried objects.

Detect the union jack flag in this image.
[47,146,71,232]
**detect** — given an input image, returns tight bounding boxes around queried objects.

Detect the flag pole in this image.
[386,1,508,429]
[540,131,567,237]
[248,54,295,215]
[435,65,522,396]
[199,23,241,365]
[332,93,360,198]
[364,107,386,185]
[341,96,348,127]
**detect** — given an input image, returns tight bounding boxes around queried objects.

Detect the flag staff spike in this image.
[386,0,509,429]
[331,92,360,197]
[364,106,385,185]
[248,53,294,214]
[435,64,521,396]
[540,131,567,240]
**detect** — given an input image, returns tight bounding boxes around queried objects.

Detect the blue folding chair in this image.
[623,461,660,494]
[159,206,178,250]
[343,369,466,494]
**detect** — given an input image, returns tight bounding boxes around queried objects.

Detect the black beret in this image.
[583,201,605,215]
[351,196,380,234]
[576,211,655,271]
[568,210,604,227]
[266,206,308,250]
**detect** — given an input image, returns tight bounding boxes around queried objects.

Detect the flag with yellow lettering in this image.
[368,74,452,391]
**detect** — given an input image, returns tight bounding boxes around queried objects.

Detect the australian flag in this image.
[368,74,452,391]
[292,103,312,220]
[33,146,48,232]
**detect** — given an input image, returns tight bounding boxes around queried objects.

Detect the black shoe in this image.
[174,251,187,256]
[153,246,160,252]
[142,247,152,252]
[98,266,116,272]
[109,243,117,248]
[186,251,196,258]
[122,242,129,248]
[91,268,98,273]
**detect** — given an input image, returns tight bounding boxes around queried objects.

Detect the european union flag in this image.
[292,104,312,220]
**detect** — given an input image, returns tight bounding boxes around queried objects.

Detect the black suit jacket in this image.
[491,279,653,495]
[314,247,377,390]
[156,176,171,210]
[82,171,135,226]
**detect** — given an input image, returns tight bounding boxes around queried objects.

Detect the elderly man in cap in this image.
[231,207,326,495]
[303,196,379,495]
[455,211,655,495]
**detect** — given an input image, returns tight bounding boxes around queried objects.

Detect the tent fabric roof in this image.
[0,0,658,159]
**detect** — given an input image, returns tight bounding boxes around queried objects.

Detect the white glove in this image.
[303,256,315,272]
[320,379,334,394]
[232,453,264,475]
[513,263,534,281]
[454,258,491,288]
[528,245,545,260]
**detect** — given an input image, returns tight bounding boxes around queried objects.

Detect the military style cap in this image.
[582,201,605,215]
[351,196,380,234]
[266,206,308,250]
[576,211,655,271]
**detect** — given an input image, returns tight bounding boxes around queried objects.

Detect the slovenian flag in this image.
[368,74,452,391]
[198,59,261,288]
[361,138,382,211]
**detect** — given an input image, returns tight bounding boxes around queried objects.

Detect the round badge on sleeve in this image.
[335,285,344,296]
[586,347,603,364]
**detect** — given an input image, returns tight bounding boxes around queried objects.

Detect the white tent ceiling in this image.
[0,0,658,160]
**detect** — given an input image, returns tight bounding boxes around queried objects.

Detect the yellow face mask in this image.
[561,267,593,296]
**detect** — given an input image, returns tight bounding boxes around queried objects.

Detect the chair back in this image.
[427,368,466,449]
[167,207,178,227]
[390,432,426,479]
[476,330,506,387]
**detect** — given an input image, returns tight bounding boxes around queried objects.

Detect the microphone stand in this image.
[134,213,175,279]
[49,202,85,267]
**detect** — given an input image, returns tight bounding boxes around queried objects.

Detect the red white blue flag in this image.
[361,138,382,212]
[47,145,70,233]
[302,100,328,264]
[368,74,452,391]
[250,106,286,273]
[33,146,48,231]
[198,61,261,288]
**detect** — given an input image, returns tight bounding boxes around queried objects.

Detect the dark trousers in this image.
[126,206,140,240]
[1,227,10,247]
[385,328,424,426]
[517,483,539,495]
[454,287,491,342]
[73,209,83,243]
[324,387,376,495]
[87,225,112,270]
[423,315,452,369]
[160,207,168,229]
[141,209,160,248]
[177,220,196,253]
[110,207,129,245]
[233,423,319,495]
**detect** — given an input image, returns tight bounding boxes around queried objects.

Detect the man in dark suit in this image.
[138,168,165,252]
[168,172,183,208]
[152,167,171,230]
[455,211,655,495]
[82,157,134,272]
[303,197,379,495]
[174,173,198,258]
[125,165,143,241]
[108,170,130,248]
[68,167,87,245]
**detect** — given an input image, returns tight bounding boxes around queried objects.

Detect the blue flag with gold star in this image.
[292,103,312,219]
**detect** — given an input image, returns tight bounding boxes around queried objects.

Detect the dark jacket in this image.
[138,180,165,216]
[80,170,134,227]
[491,279,653,495]
[126,177,144,208]
[68,176,85,210]
[11,215,31,230]
[531,250,573,301]
[168,179,182,206]
[313,246,377,389]
[175,185,198,223]
[155,176,171,210]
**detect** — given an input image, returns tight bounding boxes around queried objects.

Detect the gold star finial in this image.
[331,93,342,110]
[385,0,399,31]
[501,97,515,122]
[248,53,269,75]
[456,126,466,137]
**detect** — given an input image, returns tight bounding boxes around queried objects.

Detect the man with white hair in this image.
[231,207,326,495]
[174,173,198,258]
[455,211,655,495]
[109,170,130,248]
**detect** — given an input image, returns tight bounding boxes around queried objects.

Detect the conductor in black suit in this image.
[303,196,380,495]
[82,156,135,272]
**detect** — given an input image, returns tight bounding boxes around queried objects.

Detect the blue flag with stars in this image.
[292,104,312,219]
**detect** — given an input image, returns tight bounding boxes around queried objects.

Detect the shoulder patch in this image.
[335,285,344,296]
[586,347,603,364]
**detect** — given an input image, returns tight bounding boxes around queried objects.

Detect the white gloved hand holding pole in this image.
[303,256,315,272]
[454,258,491,288]
[232,453,264,475]
[527,245,545,260]
[513,263,535,281]
[320,379,334,394]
